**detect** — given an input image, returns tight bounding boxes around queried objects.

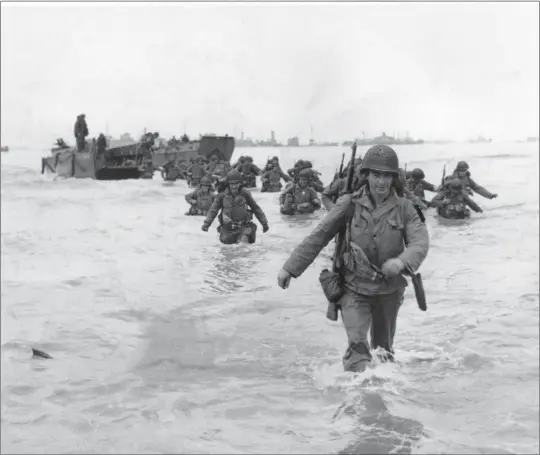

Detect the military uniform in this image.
[185,177,216,216]
[279,145,429,372]
[202,170,269,244]
[406,168,436,205]
[74,114,89,152]
[430,179,483,219]
[451,161,497,199]
[236,158,261,188]
[261,165,291,193]
[280,169,322,214]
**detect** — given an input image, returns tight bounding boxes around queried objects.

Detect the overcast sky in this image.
[1,1,538,146]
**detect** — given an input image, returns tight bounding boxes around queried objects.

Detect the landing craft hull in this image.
[41,135,235,180]
[153,136,235,167]
[41,142,144,180]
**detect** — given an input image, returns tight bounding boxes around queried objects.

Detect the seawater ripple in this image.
[1,143,538,454]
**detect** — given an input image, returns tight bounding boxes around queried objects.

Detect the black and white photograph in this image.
[1,1,539,454]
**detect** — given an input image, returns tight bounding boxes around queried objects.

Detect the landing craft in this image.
[41,135,235,180]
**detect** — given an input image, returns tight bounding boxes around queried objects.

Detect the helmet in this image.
[456,161,469,171]
[226,170,243,183]
[298,169,311,179]
[304,161,313,168]
[448,179,463,191]
[272,156,279,161]
[405,171,412,179]
[360,145,399,174]
[411,168,425,179]
[295,160,305,167]
[246,156,253,162]
[200,176,212,186]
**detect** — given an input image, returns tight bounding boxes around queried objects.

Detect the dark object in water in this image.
[32,348,53,359]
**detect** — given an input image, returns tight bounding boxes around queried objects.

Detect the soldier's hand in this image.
[277,269,292,289]
[262,224,269,233]
[190,200,197,205]
[201,225,209,232]
[381,258,405,278]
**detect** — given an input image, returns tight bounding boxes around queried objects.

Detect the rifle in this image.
[339,153,345,178]
[402,230,428,312]
[325,143,357,321]
[441,164,446,187]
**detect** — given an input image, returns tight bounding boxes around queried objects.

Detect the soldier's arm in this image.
[429,192,445,208]
[321,179,341,210]
[202,193,223,228]
[282,194,351,278]
[403,185,427,209]
[468,178,495,199]
[422,180,437,192]
[252,164,261,175]
[244,190,269,226]
[280,171,292,182]
[310,188,322,208]
[397,200,430,273]
[464,194,483,213]
[185,189,197,204]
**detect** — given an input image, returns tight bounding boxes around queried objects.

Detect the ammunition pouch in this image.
[319,269,344,303]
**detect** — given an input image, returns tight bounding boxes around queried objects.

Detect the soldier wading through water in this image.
[277,145,430,372]
[202,170,269,244]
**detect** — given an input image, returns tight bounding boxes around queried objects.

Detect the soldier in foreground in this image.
[185,176,216,216]
[202,170,269,244]
[277,145,429,373]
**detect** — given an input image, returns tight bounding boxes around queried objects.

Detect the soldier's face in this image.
[201,185,210,192]
[299,178,309,187]
[368,170,393,197]
[229,182,241,192]
[457,170,467,178]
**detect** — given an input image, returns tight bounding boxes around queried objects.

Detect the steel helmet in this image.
[360,145,399,174]
[200,176,213,186]
[448,179,463,191]
[303,161,313,168]
[226,170,243,183]
[298,169,311,179]
[456,161,469,171]
[411,168,425,179]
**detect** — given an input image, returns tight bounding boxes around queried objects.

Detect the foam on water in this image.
[1,143,538,454]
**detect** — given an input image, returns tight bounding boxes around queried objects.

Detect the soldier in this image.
[321,157,363,210]
[161,159,181,182]
[73,114,88,152]
[279,169,321,214]
[302,161,325,192]
[430,178,483,219]
[261,162,291,193]
[187,156,206,187]
[407,168,437,206]
[277,145,429,373]
[235,156,261,188]
[202,170,269,244]
[451,161,498,199]
[185,176,216,216]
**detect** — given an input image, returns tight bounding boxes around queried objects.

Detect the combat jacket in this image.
[283,188,429,296]
[203,188,268,228]
[451,172,495,199]
[185,189,216,213]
